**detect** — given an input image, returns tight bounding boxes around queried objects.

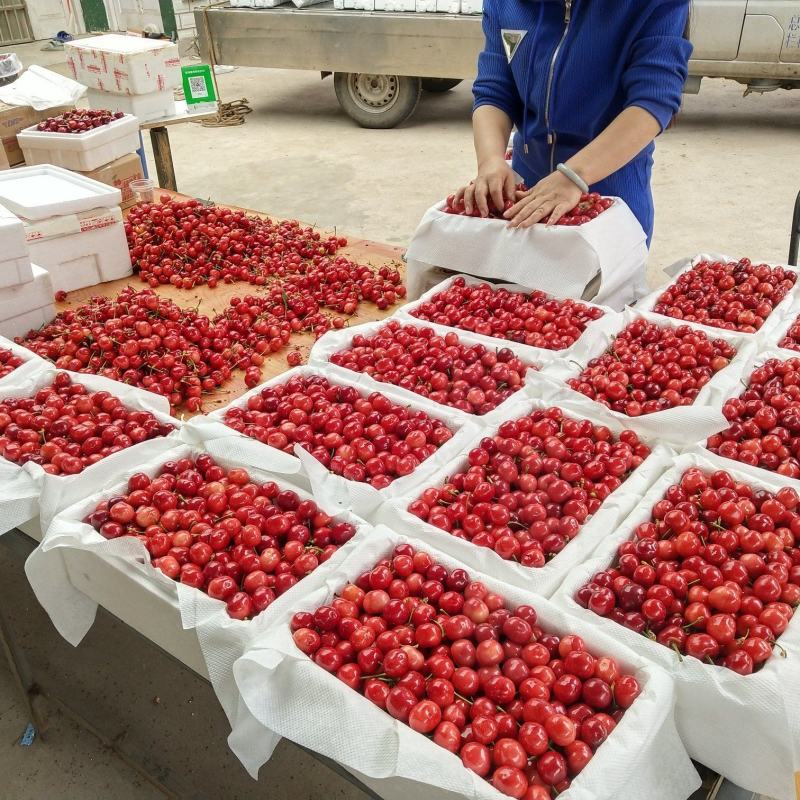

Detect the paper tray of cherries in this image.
[551,448,800,800]
[636,253,800,340]
[226,525,701,800]
[537,307,756,447]
[186,365,482,521]
[394,273,615,369]
[404,195,649,311]
[0,361,179,536]
[0,334,47,388]
[25,440,372,725]
[309,317,543,421]
[374,388,670,598]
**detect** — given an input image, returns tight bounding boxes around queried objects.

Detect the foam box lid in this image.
[66,34,177,55]
[0,165,121,220]
[0,204,27,261]
[0,264,52,319]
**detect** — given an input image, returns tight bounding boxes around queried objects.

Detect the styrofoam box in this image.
[87,88,175,124]
[230,0,287,6]
[23,205,132,293]
[0,164,122,220]
[460,0,481,11]
[435,0,460,11]
[0,264,54,339]
[17,114,140,173]
[65,34,181,96]
[375,0,415,9]
[0,204,32,289]
[416,0,436,10]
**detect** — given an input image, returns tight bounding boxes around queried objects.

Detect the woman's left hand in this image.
[504,170,583,228]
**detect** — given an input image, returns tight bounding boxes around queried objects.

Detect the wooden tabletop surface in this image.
[55,191,407,417]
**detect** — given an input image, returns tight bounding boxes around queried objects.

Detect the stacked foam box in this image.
[0,165,132,297]
[16,114,145,209]
[344,0,472,10]
[65,34,181,124]
[0,205,53,339]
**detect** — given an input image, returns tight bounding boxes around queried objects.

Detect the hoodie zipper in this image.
[544,0,573,171]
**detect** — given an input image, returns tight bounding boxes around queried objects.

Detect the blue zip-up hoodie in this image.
[473,0,692,242]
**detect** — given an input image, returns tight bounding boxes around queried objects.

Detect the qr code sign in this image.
[188,75,209,99]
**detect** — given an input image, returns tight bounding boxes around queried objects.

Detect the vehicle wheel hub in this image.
[349,73,399,112]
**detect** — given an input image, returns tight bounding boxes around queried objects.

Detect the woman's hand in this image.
[504,170,583,228]
[453,157,517,218]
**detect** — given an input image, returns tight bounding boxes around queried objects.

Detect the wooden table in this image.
[56,191,406,417]
[139,102,220,192]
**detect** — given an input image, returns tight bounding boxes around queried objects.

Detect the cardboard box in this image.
[79,152,144,209]
[0,102,73,166]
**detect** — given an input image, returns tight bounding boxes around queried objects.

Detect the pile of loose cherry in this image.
[223,375,453,488]
[567,318,736,416]
[0,372,173,475]
[652,258,797,333]
[125,197,405,302]
[409,278,604,351]
[577,467,800,674]
[35,108,124,133]
[707,356,800,478]
[0,346,24,380]
[292,544,642,799]
[86,455,356,620]
[444,190,612,226]
[329,321,530,415]
[408,408,649,566]
[18,287,268,412]
[777,316,800,352]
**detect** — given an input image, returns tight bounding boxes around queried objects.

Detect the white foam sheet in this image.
[551,448,800,800]
[24,438,373,729]
[395,272,616,369]
[539,307,754,448]
[404,197,648,311]
[375,388,674,597]
[636,252,800,342]
[308,316,545,423]
[0,164,121,219]
[229,526,701,800]
[0,363,179,535]
[186,364,482,521]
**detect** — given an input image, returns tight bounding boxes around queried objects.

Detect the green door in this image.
[80,0,109,31]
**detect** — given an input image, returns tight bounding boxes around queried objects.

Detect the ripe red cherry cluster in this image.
[292,544,642,799]
[408,408,649,566]
[444,183,527,218]
[410,278,604,351]
[576,467,800,674]
[0,346,23,379]
[35,108,124,133]
[777,316,800,353]
[555,193,614,226]
[652,258,797,333]
[85,455,356,620]
[0,372,173,475]
[18,287,268,412]
[707,357,800,478]
[567,318,736,417]
[329,321,531,416]
[223,375,454,488]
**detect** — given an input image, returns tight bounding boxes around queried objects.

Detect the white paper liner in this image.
[308,316,545,422]
[551,448,800,800]
[186,365,482,521]
[0,334,47,388]
[0,361,180,534]
[636,252,800,342]
[538,307,753,447]
[24,439,372,729]
[394,273,616,368]
[375,387,674,597]
[404,197,648,311]
[229,526,700,800]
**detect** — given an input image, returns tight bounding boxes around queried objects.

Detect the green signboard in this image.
[181,64,217,111]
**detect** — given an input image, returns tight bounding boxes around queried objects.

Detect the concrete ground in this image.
[1,36,795,799]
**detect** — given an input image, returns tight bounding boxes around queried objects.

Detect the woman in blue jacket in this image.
[456,0,692,243]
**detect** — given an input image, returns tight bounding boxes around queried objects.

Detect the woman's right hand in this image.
[453,157,517,218]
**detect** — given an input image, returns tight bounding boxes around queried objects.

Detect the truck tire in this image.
[422,78,462,92]
[334,72,422,129]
